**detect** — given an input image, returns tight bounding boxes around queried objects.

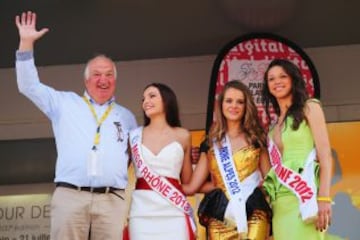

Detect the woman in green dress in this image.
[262,59,333,240]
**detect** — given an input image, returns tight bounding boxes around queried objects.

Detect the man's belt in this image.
[56,182,124,200]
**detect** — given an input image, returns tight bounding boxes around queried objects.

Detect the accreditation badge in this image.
[87,149,103,176]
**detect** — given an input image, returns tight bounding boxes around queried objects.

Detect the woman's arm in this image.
[305,100,333,231]
[259,147,271,178]
[182,152,211,195]
[198,180,215,193]
[180,129,193,184]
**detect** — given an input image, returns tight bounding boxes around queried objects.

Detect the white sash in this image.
[213,135,261,234]
[268,138,318,222]
[129,127,196,236]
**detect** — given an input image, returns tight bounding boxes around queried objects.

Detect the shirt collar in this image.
[83,91,115,106]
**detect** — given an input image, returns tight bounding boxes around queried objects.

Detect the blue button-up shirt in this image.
[16,51,137,188]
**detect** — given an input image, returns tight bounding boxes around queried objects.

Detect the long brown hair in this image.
[208,80,267,148]
[262,59,309,130]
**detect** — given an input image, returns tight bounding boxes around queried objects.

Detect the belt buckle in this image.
[76,186,81,192]
[105,187,110,194]
[90,187,94,193]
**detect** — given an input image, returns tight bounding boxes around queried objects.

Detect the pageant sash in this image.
[130,127,196,239]
[213,135,261,234]
[268,138,318,222]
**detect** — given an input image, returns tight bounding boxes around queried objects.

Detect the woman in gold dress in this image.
[183,80,271,240]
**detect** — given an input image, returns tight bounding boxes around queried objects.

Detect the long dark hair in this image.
[209,80,267,148]
[143,83,181,127]
[262,58,309,130]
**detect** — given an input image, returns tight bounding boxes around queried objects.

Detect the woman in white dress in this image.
[128,83,194,240]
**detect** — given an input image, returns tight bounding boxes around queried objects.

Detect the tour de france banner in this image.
[0,194,51,240]
[205,32,320,131]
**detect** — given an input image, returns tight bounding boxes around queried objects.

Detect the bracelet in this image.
[317,196,335,204]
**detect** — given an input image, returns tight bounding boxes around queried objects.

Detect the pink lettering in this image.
[278,167,289,180]
[300,190,313,203]
[287,174,314,203]
[275,165,281,176]
[270,147,281,165]
[156,180,167,193]
[162,185,171,197]
[141,166,148,176]
[131,145,140,164]
[150,177,161,188]
[289,175,301,188]
[298,186,311,196]
[136,159,143,168]
[294,180,306,192]
[144,171,154,182]
[283,169,292,183]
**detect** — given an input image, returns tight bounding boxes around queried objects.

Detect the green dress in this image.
[263,116,324,240]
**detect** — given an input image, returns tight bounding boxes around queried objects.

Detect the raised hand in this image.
[15,11,49,51]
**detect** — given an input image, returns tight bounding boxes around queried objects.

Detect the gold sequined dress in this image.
[204,145,271,240]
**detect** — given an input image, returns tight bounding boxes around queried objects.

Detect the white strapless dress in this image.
[129,142,188,240]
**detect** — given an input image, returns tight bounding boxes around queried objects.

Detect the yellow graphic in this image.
[328,122,360,207]
[326,122,360,240]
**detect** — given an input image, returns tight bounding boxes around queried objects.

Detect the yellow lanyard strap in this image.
[83,96,114,150]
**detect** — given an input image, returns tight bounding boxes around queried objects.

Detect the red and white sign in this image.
[207,33,320,130]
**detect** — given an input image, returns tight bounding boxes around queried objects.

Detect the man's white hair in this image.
[84,54,117,80]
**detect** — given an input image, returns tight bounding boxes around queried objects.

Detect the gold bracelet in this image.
[317,196,334,204]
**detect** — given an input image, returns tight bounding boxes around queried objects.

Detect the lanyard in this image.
[83,96,114,150]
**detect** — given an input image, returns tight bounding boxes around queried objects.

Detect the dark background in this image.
[1,0,360,68]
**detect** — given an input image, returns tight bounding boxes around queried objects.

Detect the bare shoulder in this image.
[304,98,328,127]
[174,127,191,146]
[304,98,323,116]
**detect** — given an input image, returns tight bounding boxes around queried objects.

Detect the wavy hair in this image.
[262,59,309,130]
[208,80,266,148]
